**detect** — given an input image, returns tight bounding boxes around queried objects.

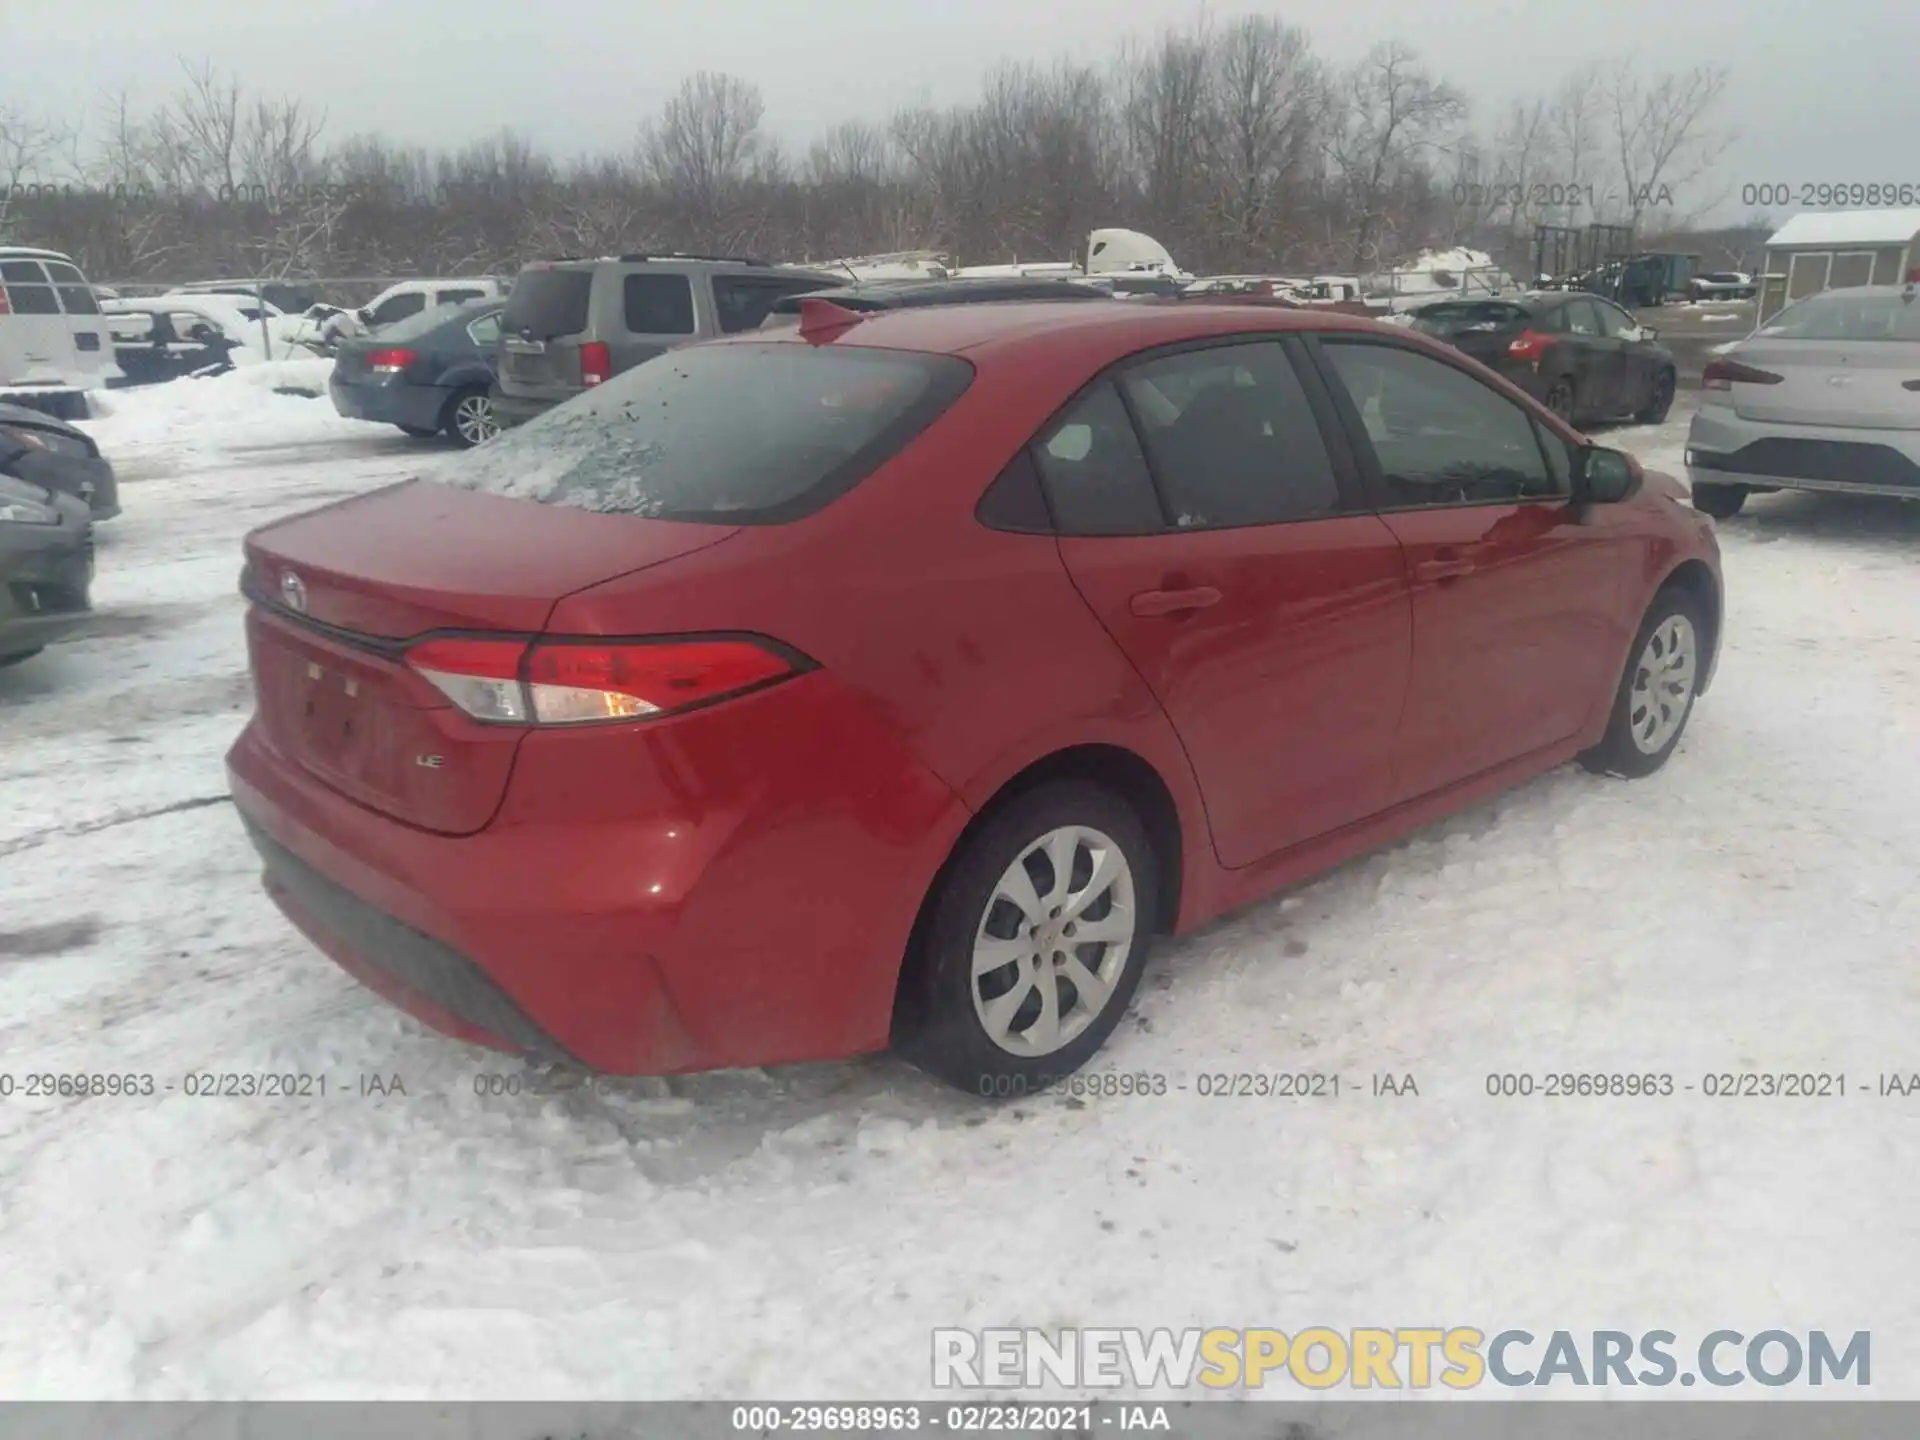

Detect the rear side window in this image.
[436,288,484,306]
[1118,341,1341,527]
[441,341,973,524]
[1031,381,1165,535]
[624,274,696,335]
[1,260,59,315]
[503,268,592,338]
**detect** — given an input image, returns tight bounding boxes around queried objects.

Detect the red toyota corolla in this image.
[226,298,1723,1095]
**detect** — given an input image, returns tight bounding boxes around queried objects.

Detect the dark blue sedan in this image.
[329,300,503,447]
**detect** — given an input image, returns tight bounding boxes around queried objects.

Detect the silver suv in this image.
[490,254,842,427]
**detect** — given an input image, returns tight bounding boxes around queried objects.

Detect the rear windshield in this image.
[502,268,592,338]
[441,341,973,524]
[1756,291,1920,342]
[1409,302,1529,337]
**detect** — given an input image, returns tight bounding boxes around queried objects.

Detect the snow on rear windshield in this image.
[438,342,972,524]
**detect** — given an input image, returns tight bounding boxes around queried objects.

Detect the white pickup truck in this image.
[0,247,124,418]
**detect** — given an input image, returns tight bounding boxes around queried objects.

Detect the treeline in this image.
[0,21,1736,295]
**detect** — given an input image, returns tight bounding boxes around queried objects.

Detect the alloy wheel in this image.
[970,825,1137,1057]
[454,393,500,446]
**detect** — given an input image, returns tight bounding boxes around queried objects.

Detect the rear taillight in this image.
[579,341,611,386]
[1506,329,1548,362]
[367,347,417,374]
[405,635,800,725]
[1702,358,1783,390]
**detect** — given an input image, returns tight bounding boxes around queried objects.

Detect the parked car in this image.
[1406,291,1678,426]
[176,279,319,313]
[0,457,93,668]
[103,299,244,384]
[227,299,1722,1094]
[491,254,842,426]
[321,277,510,345]
[0,247,122,417]
[1685,284,1920,518]
[759,276,1113,328]
[1689,271,1756,302]
[0,401,119,518]
[329,299,505,447]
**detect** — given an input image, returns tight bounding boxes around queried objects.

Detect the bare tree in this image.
[639,71,774,242]
[0,106,76,236]
[1206,15,1324,266]
[1120,21,1215,238]
[1604,58,1732,229]
[1325,42,1465,270]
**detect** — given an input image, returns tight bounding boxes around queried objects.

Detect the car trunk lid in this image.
[499,266,592,397]
[1728,339,1920,429]
[242,479,739,834]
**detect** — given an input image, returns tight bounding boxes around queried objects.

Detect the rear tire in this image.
[896,781,1159,1098]
[1636,369,1676,424]
[1580,587,1706,779]
[443,387,499,448]
[1691,482,1747,519]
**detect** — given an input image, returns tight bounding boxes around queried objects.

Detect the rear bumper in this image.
[330,376,450,432]
[1685,405,1920,499]
[488,385,563,428]
[0,514,93,658]
[225,671,971,1075]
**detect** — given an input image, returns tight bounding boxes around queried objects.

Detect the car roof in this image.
[750,297,1399,360]
[772,277,1112,312]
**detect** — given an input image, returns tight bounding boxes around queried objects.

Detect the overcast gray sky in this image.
[18,0,1920,222]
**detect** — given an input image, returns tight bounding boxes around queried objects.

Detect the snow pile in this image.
[80,361,366,466]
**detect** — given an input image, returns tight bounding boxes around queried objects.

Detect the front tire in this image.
[1580,588,1706,779]
[897,781,1159,1097]
[1691,482,1747,519]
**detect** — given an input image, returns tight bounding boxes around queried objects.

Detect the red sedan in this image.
[226,298,1723,1095]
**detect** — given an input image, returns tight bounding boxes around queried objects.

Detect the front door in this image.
[1309,335,1628,802]
[1038,340,1412,869]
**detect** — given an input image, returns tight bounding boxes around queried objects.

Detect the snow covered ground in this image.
[3,376,1919,1400]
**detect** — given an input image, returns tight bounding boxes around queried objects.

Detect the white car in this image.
[1685,283,1920,517]
[320,277,511,343]
[0,247,123,416]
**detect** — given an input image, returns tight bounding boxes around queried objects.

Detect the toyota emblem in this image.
[280,570,308,613]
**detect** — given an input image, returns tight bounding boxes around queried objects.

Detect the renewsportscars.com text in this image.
[932,1327,1871,1390]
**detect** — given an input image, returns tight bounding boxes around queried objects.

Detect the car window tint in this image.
[1321,341,1556,506]
[466,312,502,346]
[1562,299,1603,335]
[1118,341,1341,527]
[1031,381,1165,535]
[713,276,825,334]
[1593,301,1637,338]
[623,273,696,335]
[371,293,426,326]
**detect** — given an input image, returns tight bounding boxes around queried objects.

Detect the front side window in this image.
[1117,341,1342,528]
[714,276,827,334]
[1593,301,1639,338]
[1320,341,1558,507]
[1560,299,1604,336]
[466,312,503,347]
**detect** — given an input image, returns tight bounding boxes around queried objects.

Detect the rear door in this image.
[0,259,79,387]
[42,260,118,385]
[1309,335,1627,802]
[1046,337,1412,868]
[498,265,595,401]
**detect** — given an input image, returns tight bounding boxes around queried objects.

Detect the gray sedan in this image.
[0,401,119,520]
[1686,284,1920,518]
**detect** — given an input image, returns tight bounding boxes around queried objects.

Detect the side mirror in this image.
[1578,446,1640,504]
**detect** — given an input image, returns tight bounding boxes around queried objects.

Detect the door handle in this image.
[1130,586,1223,618]
[1412,550,1476,583]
